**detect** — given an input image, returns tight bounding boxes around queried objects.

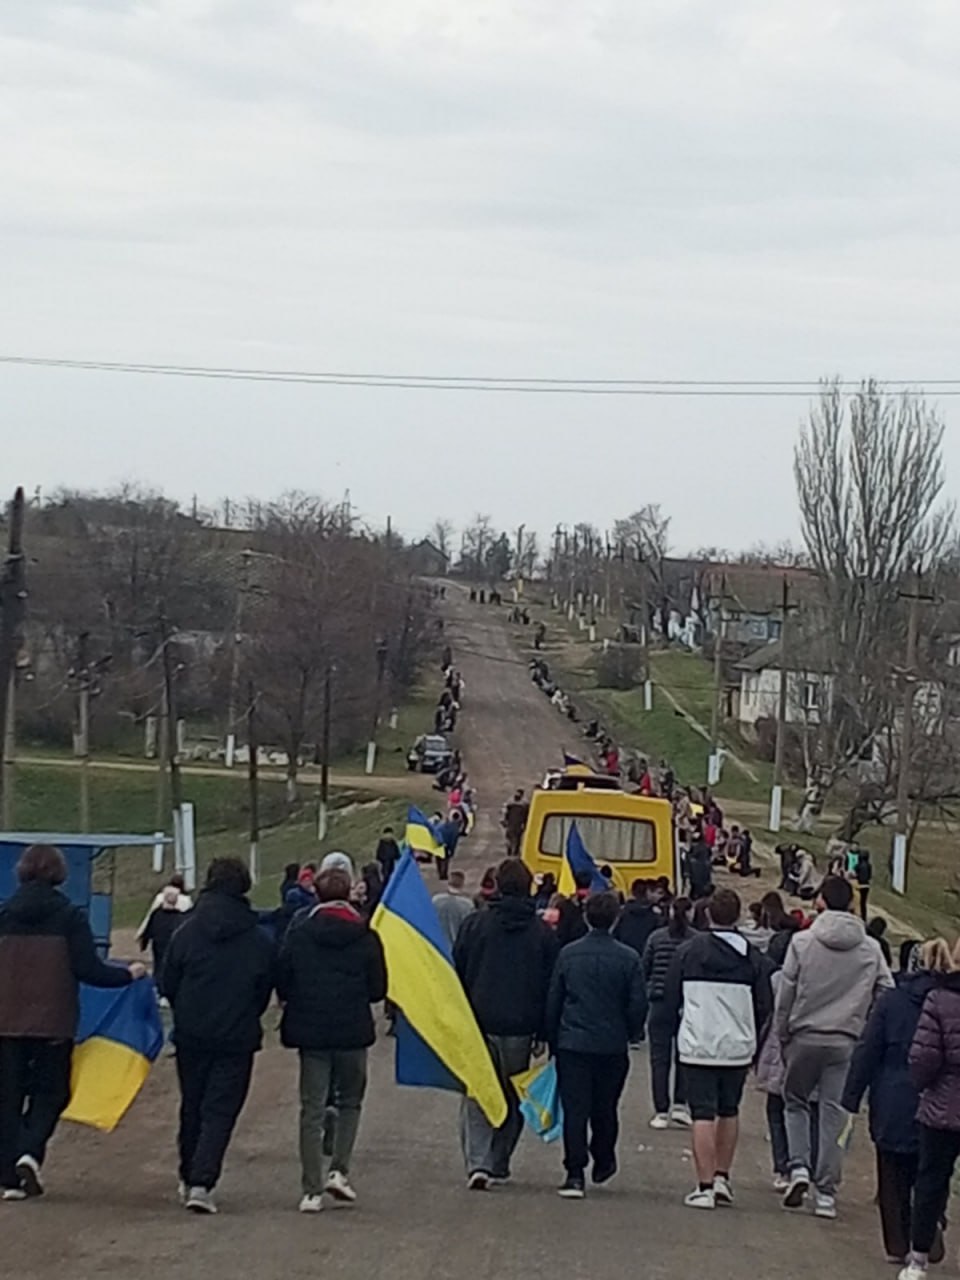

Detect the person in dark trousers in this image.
[161,857,276,1215]
[436,812,464,882]
[375,828,402,885]
[898,942,960,1280]
[614,879,660,1042]
[842,939,952,1267]
[501,789,530,858]
[140,884,187,975]
[546,892,646,1200]
[664,888,772,1211]
[687,834,714,902]
[278,867,387,1214]
[642,897,695,1129]
[454,859,559,1189]
[855,849,873,921]
[0,844,144,1201]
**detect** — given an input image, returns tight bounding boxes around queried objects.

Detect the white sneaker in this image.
[782,1166,810,1209]
[299,1195,324,1214]
[671,1106,693,1128]
[15,1156,43,1199]
[898,1265,928,1280]
[185,1186,218,1215]
[467,1171,490,1191]
[772,1174,790,1192]
[1,1188,27,1202]
[713,1175,734,1206]
[684,1187,716,1210]
[814,1193,837,1220]
[649,1114,670,1130]
[324,1170,357,1204]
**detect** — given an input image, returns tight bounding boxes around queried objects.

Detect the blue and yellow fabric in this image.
[372,850,507,1126]
[63,979,165,1132]
[511,1058,563,1143]
[557,821,610,897]
[404,806,445,859]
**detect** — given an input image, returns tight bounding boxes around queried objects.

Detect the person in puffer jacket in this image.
[898,945,960,1280]
[642,897,695,1128]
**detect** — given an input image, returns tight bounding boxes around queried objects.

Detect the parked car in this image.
[407,733,453,774]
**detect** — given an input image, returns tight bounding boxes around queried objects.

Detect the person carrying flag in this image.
[545,891,646,1200]
[0,844,147,1202]
[454,860,559,1189]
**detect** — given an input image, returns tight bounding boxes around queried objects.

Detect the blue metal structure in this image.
[0,832,171,954]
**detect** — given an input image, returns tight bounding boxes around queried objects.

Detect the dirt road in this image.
[6,590,891,1280]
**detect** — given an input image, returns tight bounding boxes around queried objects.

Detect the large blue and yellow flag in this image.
[404,805,445,859]
[372,850,507,1126]
[63,979,165,1132]
[557,821,609,897]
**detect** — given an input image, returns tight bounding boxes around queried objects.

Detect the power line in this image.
[2,355,960,397]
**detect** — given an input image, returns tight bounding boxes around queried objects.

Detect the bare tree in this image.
[430,519,454,562]
[793,379,954,825]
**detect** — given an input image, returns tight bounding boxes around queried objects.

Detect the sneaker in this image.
[592,1160,617,1186]
[324,1171,357,1204]
[185,1186,218,1215]
[713,1175,734,1206]
[782,1166,810,1209]
[649,1114,670,1130]
[490,1173,511,1186]
[684,1187,716,1210]
[177,1181,188,1206]
[15,1156,43,1199]
[671,1106,693,1128]
[886,1257,907,1267]
[299,1195,324,1214]
[558,1176,586,1200]
[814,1193,837,1220]
[773,1174,790,1193]
[898,1265,928,1280]
[467,1171,490,1191]
[1,1188,27,1202]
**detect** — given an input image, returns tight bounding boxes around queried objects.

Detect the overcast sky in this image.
[3,0,960,554]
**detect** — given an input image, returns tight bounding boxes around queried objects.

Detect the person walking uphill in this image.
[545,892,646,1201]
[842,939,953,1267]
[160,857,276,1216]
[278,867,387,1214]
[664,888,772,1210]
[643,897,695,1129]
[775,875,893,1221]
[898,943,960,1280]
[0,844,146,1201]
[454,859,559,1190]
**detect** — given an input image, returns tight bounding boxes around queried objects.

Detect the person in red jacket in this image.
[900,949,960,1280]
[0,844,145,1200]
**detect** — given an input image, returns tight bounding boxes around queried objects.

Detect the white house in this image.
[736,637,834,728]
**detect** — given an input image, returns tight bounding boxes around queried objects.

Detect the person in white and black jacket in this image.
[663,888,772,1211]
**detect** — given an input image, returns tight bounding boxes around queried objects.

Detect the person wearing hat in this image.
[140,884,188,976]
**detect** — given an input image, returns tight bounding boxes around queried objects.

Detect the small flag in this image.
[64,979,165,1132]
[512,1058,563,1143]
[557,822,609,897]
[563,751,585,767]
[372,850,507,1126]
[404,805,445,859]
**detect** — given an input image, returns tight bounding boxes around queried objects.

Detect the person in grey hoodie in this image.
[775,875,893,1219]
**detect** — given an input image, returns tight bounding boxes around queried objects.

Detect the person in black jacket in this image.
[614,879,662,959]
[454,859,559,1189]
[277,866,387,1213]
[642,897,695,1129]
[841,940,951,1264]
[0,844,145,1201]
[664,888,772,1211]
[545,892,646,1200]
[374,828,401,885]
[161,857,275,1215]
[139,885,185,976]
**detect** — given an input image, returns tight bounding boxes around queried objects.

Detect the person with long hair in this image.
[643,897,695,1129]
[761,891,800,969]
[843,939,953,1267]
[899,940,960,1280]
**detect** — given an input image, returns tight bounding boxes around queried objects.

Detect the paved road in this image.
[6,591,892,1280]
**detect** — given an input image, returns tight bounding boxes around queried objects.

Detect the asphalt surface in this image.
[4,590,897,1279]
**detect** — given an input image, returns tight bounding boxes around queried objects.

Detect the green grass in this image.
[342,685,441,777]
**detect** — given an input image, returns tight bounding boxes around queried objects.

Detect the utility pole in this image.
[365,638,389,775]
[551,524,562,591]
[637,541,652,710]
[318,662,333,841]
[709,574,727,787]
[225,549,252,768]
[247,678,260,884]
[515,524,525,595]
[769,578,797,832]
[892,569,933,894]
[0,488,26,829]
[159,616,184,866]
[75,631,91,833]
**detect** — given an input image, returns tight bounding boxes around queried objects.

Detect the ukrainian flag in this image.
[372,850,507,1126]
[557,822,610,897]
[404,805,445,859]
[63,979,165,1132]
